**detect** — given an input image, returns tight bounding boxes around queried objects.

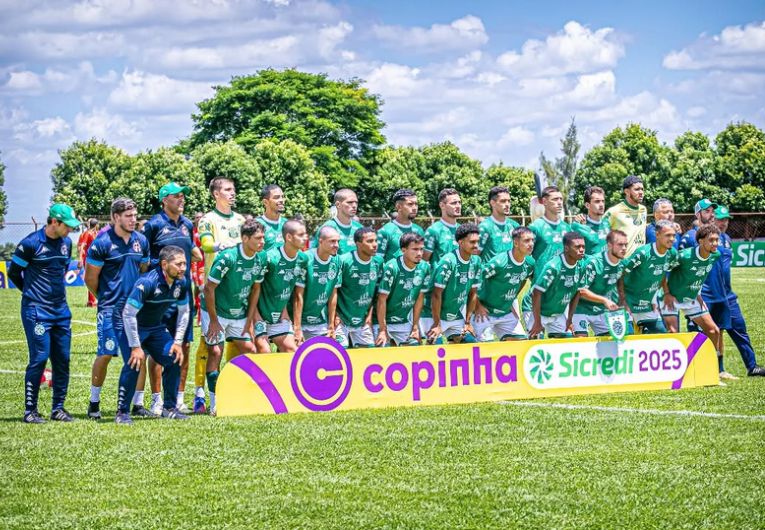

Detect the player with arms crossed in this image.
[478,186,520,262]
[377,189,425,263]
[311,189,363,255]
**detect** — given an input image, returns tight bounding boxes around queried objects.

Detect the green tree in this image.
[363,146,428,216]
[420,142,485,216]
[715,122,765,192]
[540,118,580,213]
[662,131,729,211]
[483,163,537,217]
[730,183,765,212]
[0,151,7,227]
[191,141,263,215]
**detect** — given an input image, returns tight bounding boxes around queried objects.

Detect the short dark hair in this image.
[159,245,185,264]
[584,186,605,204]
[400,232,424,249]
[209,177,234,196]
[655,219,675,233]
[512,226,533,241]
[241,218,264,238]
[111,197,136,216]
[354,226,376,243]
[541,186,560,199]
[334,188,356,204]
[87,218,99,229]
[455,223,479,242]
[282,219,305,238]
[696,223,721,242]
[563,231,585,247]
[488,186,509,203]
[261,184,282,200]
[438,188,459,204]
[607,229,627,244]
[623,175,642,189]
[392,189,416,204]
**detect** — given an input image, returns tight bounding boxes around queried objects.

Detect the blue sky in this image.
[1,0,764,221]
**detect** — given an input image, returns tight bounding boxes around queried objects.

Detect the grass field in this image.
[1,271,764,529]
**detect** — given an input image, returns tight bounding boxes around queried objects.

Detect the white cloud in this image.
[499,126,535,146]
[365,63,429,98]
[74,107,141,143]
[13,116,73,145]
[0,30,128,60]
[108,70,213,113]
[687,106,706,118]
[663,21,765,70]
[372,15,488,52]
[5,71,42,91]
[0,62,115,95]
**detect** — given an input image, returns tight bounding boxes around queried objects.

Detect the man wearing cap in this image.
[142,182,202,414]
[603,175,648,257]
[678,199,717,250]
[9,203,81,423]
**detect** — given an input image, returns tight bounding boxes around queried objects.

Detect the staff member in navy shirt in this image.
[9,203,81,423]
[116,245,191,424]
[85,197,150,420]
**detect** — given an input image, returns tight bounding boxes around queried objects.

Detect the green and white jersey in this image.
[311,217,364,255]
[298,249,341,326]
[668,247,720,303]
[522,216,571,311]
[205,244,266,320]
[622,243,678,313]
[577,251,624,316]
[479,251,535,316]
[571,217,609,256]
[431,250,482,321]
[378,257,431,324]
[478,216,520,262]
[257,247,308,324]
[337,252,384,327]
[376,220,425,263]
[424,220,458,265]
[257,215,287,252]
[532,255,583,317]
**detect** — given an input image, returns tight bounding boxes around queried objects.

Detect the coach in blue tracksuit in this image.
[9,204,81,423]
[116,245,191,424]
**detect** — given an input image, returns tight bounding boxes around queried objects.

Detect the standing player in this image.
[202,219,266,415]
[528,232,586,338]
[336,227,384,348]
[376,233,431,346]
[293,226,342,343]
[84,198,150,420]
[474,227,535,341]
[427,224,482,344]
[571,186,610,256]
[257,184,287,252]
[573,230,628,336]
[478,186,520,262]
[377,189,425,263]
[9,204,81,423]
[646,198,682,248]
[78,218,99,307]
[116,246,190,424]
[678,198,718,250]
[311,189,363,255]
[251,219,308,353]
[604,175,648,256]
[423,188,461,264]
[619,220,679,334]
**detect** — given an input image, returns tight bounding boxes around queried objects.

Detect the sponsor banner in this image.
[217,332,718,417]
[3,261,84,288]
[732,241,765,267]
[0,261,8,289]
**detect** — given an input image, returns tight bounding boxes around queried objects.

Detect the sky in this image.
[1,0,764,221]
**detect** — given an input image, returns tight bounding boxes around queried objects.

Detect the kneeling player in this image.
[376,233,431,346]
[473,227,535,341]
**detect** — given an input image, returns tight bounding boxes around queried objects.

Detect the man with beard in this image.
[571,186,610,256]
[257,184,287,252]
[424,188,461,265]
[377,189,425,263]
[604,175,648,257]
[478,186,520,262]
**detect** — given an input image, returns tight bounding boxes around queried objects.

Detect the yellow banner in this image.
[217,333,718,417]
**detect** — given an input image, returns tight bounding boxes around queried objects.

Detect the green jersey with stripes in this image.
[532,255,583,317]
[378,257,431,324]
[257,215,286,252]
[522,216,571,311]
[298,249,341,326]
[478,216,520,262]
[571,217,609,255]
[668,247,720,303]
[431,250,482,321]
[204,244,266,320]
[479,251,535,316]
[621,243,678,313]
[577,251,624,316]
[424,220,458,266]
[257,247,308,324]
[376,220,425,263]
[311,217,364,255]
[337,252,384,326]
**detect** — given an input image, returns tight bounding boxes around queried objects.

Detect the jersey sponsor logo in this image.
[111,244,119,251]
[154,288,162,295]
[132,240,142,252]
[161,227,171,235]
[34,323,45,336]
[137,284,145,291]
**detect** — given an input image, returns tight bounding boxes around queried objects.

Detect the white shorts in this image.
[571,313,609,336]
[336,323,374,348]
[417,317,465,342]
[255,319,293,339]
[473,313,526,341]
[385,322,416,346]
[302,323,329,340]
[200,309,250,345]
[523,311,569,336]
[661,299,707,319]
[631,310,661,325]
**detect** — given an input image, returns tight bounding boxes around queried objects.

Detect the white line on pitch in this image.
[0,319,97,345]
[0,369,91,378]
[498,401,765,421]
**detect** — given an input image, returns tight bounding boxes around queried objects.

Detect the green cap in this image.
[49,203,81,228]
[694,198,718,214]
[714,205,731,219]
[158,182,190,201]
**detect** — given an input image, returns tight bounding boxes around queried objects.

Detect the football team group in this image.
[10,174,764,424]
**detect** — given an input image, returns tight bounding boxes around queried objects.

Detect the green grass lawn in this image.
[1,271,764,529]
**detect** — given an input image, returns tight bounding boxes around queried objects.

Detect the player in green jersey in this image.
[376,233,431,346]
[423,188,460,265]
[257,184,287,252]
[202,219,266,415]
[618,220,678,334]
[474,226,535,341]
[426,223,482,344]
[311,189,363,255]
[336,227,384,347]
[573,229,628,336]
[478,186,520,262]
[377,189,425,263]
[293,226,342,343]
[250,219,308,353]
[571,185,610,256]
[528,232,586,338]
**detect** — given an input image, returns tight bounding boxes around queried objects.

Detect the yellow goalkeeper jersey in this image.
[198,209,245,278]
[604,200,648,257]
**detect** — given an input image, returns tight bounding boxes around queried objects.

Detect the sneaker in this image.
[177,403,191,414]
[193,396,207,414]
[161,407,190,420]
[131,404,157,418]
[209,407,217,417]
[718,381,728,387]
[115,412,133,425]
[150,400,163,416]
[719,371,739,381]
[747,365,765,377]
[87,401,102,420]
[50,408,74,422]
[23,410,46,424]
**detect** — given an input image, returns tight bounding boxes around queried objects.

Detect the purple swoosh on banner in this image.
[672,333,708,390]
[230,355,288,414]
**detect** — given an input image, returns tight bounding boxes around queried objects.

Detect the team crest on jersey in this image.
[132,240,141,252]
[180,225,189,236]
[328,268,337,281]
[34,323,45,336]
[173,285,181,298]
[228,227,239,238]
[61,244,68,255]
[413,275,423,286]
[369,270,377,281]
[105,339,116,351]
